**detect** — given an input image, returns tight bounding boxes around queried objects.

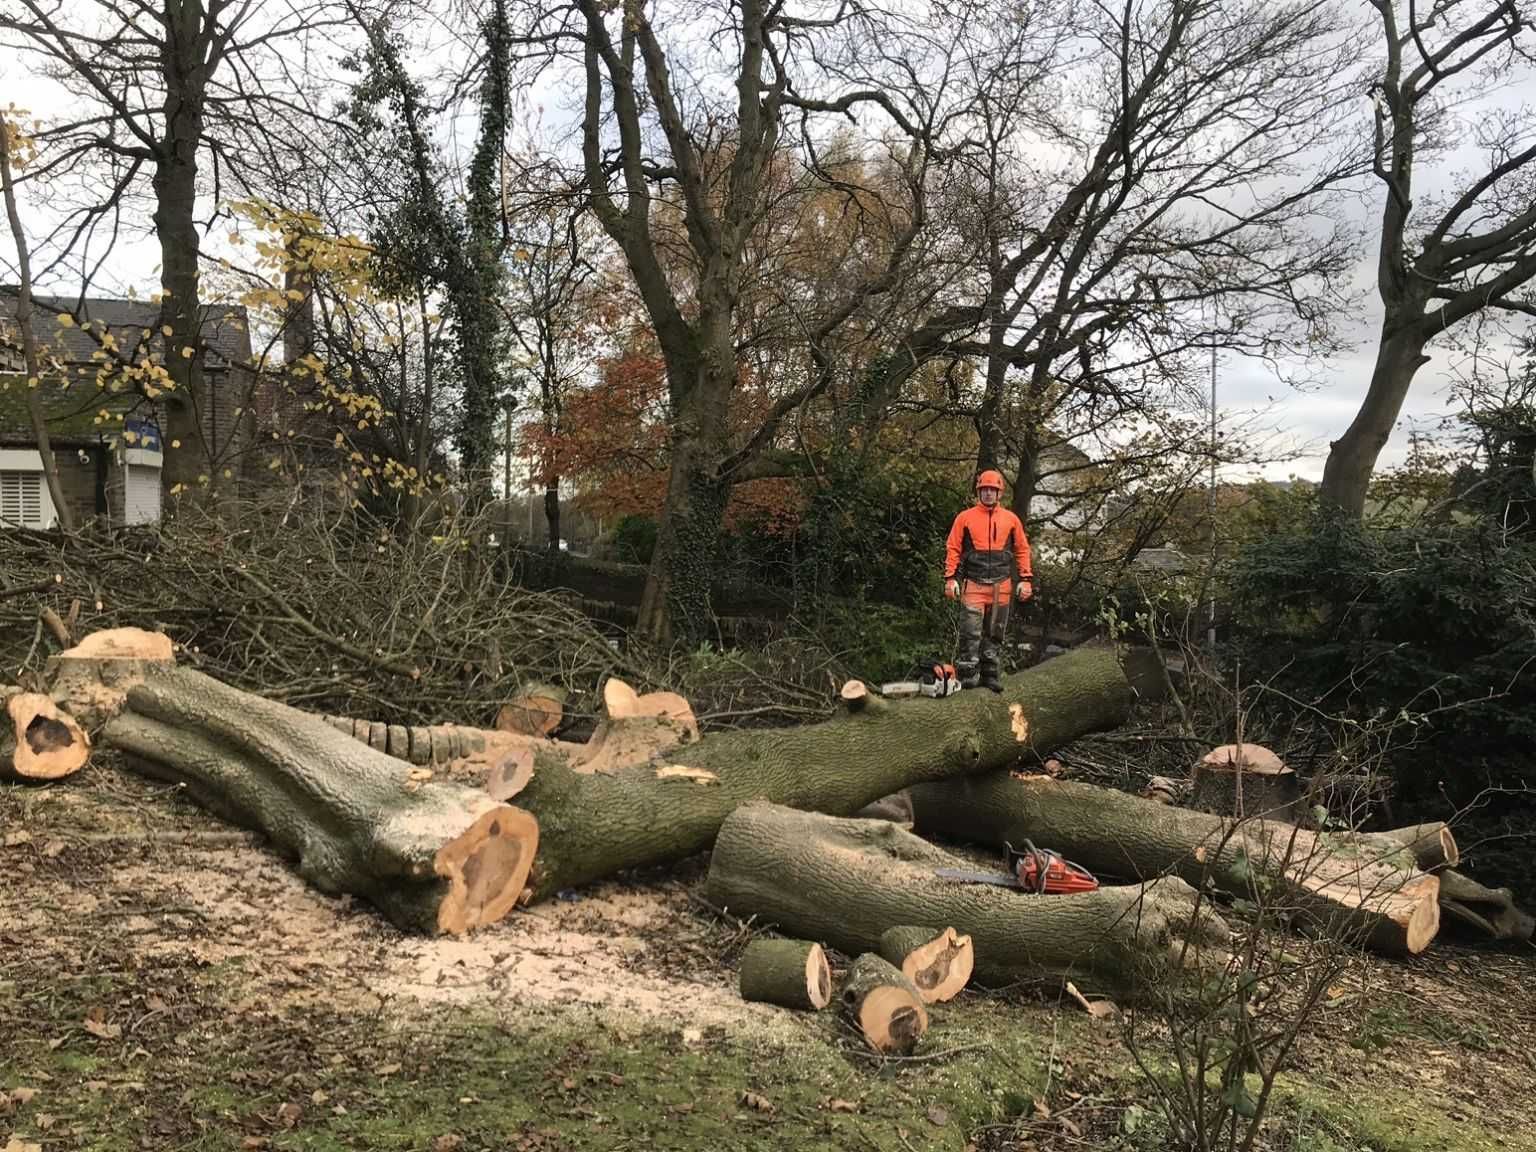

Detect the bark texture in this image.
[496,683,568,737]
[519,645,1155,898]
[97,665,537,935]
[1191,744,1301,822]
[706,802,1229,996]
[738,938,832,1010]
[909,775,1440,956]
[1436,869,1535,943]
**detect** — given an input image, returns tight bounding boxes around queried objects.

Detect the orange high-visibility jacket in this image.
[945,502,1033,585]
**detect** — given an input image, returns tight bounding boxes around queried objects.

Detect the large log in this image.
[1436,868,1535,943]
[98,664,538,935]
[908,775,1441,956]
[59,629,1152,916]
[705,802,1229,996]
[514,644,1159,898]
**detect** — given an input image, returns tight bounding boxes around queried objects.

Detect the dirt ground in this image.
[3,758,1535,1152]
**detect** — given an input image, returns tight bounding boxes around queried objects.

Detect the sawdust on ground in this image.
[0,767,787,1035]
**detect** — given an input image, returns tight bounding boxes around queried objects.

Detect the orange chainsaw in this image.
[934,839,1099,895]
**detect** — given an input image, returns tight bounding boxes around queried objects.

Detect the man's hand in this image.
[1015,581,1033,603]
[945,579,960,600]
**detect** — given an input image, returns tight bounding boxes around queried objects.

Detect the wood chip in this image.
[654,764,719,784]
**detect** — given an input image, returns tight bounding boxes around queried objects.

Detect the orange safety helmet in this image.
[975,469,1006,493]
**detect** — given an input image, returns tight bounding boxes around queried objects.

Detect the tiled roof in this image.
[0,291,254,445]
[0,291,252,369]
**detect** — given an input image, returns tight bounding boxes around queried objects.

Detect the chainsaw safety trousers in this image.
[957,580,1011,685]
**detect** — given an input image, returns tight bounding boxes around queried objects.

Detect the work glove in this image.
[1015,580,1033,603]
[945,579,959,600]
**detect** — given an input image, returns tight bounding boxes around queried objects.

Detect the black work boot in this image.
[957,663,980,690]
[980,667,1003,693]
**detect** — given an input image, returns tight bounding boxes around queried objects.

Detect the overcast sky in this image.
[3,2,1530,486]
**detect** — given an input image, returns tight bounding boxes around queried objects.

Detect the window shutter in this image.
[0,471,49,528]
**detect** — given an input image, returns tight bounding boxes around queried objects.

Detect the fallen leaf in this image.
[332,1104,349,1116]
[4,1139,42,1152]
[560,1077,575,1091]
[606,1074,624,1086]
[82,1017,122,1040]
[741,1091,775,1114]
[85,1080,108,1092]
[10,1088,36,1106]
[276,1101,303,1128]
[433,1136,463,1152]
[144,995,167,1012]
[311,1090,329,1106]
[2,830,32,847]
[35,1114,55,1131]
[1031,1097,1051,1119]
[826,1099,858,1113]
[927,1105,950,1127]
[1193,845,1208,863]
[240,1139,267,1150]
[373,1063,401,1076]
[408,767,434,782]
[41,840,65,859]
[1061,1117,1083,1138]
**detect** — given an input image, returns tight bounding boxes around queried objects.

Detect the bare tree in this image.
[513,0,947,643]
[880,0,1365,527]
[1319,0,1536,518]
[0,0,349,498]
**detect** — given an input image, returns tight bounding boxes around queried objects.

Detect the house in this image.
[0,294,254,528]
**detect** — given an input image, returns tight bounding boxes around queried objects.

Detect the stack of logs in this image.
[6,628,1531,1055]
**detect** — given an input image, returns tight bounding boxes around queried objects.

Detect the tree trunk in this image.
[153,14,211,500]
[0,112,74,532]
[98,664,538,934]
[908,775,1441,956]
[636,424,729,646]
[738,938,832,1010]
[879,926,973,1004]
[514,643,1158,898]
[1190,743,1302,823]
[840,953,929,1055]
[543,475,561,553]
[706,802,1229,997]
[1436,869,1534,944]
[1318,322,1431,519]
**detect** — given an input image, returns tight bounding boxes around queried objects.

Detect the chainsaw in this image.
[880,658,962,699]
[934,839,1099,895]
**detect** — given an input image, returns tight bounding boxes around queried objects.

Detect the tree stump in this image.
[841,953,928,1055]
[1191,743,1302,822]
[495,683,568,737]
[738,938,832,1010]
[879,925,973,1003]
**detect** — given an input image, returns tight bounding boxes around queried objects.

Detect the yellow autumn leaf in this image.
[161,325,173,337]
[181,346,194,359]
[170,439,181,449]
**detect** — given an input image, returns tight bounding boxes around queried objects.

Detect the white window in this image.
[122,461,161,525]
[0,343,22,373]
[0,470,54,528]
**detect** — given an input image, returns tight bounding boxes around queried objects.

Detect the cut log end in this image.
[484,745,536,802]
[3,692,90,782]
[841,954,928,1055]
[432,805,539,935]
[495,683,568,738]
[738,938,833,1010]
[47,627,177,727]
[879,925,973,1003]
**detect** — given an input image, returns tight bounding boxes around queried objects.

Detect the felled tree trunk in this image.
[738,938,832,1010]
[879,926,973,1003]
[515,644,1158,899]
[705,802,1229,997]
[2,691,90,782]
[96,663,538,935]
[909,775,1441,956]
[842,954,929,1055]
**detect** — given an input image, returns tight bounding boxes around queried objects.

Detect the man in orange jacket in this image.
[944,469,1033,692]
